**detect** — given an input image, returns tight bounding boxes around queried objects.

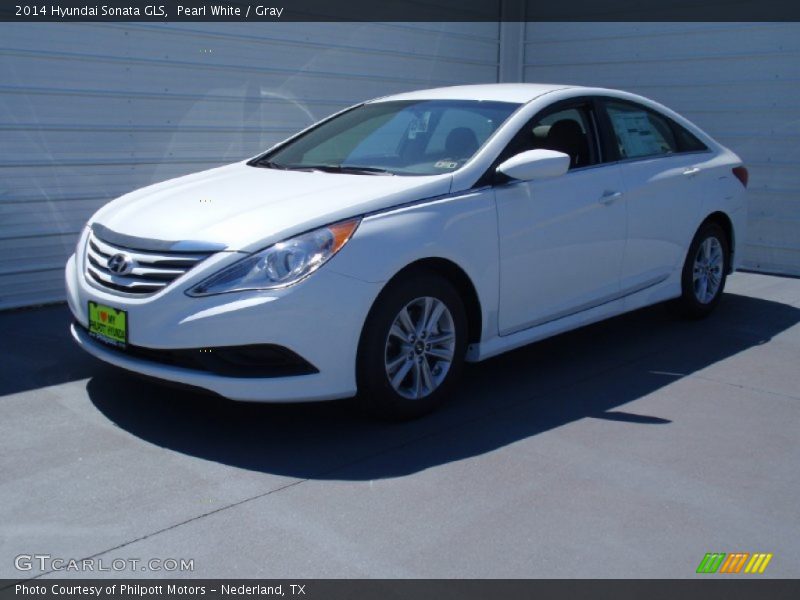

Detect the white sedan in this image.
[65,84,748,419]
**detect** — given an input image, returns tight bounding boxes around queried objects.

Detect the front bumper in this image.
[65,247,382,402]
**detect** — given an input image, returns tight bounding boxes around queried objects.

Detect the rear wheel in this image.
[678,222,729,318]
[356,270,467,420]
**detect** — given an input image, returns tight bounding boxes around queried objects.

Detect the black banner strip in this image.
[2,580,800,600]
[2,0,800,22]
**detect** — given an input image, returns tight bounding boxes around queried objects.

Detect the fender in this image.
[328,188,500,344]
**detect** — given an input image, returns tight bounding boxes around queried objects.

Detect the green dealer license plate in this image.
[88,301,128,348]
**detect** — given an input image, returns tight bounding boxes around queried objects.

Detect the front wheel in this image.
[356,271,467,420]
[677,222,729,318]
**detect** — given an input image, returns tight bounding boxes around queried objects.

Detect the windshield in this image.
[251,100,521,176]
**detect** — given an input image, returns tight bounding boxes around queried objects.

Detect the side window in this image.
[672,121,708,153]
[506,105,597,169]
[605,101,678,159]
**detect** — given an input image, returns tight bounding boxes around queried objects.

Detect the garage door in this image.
[523,22,800,276]
[0,22,500,309]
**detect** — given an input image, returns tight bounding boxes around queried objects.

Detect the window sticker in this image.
[434,160,459,169]
[408,111,431,139]
[610,110,667,157]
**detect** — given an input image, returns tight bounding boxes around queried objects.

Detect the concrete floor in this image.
[1,272,799,579]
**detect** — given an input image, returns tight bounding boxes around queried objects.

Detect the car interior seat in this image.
[444,127,479,160]
[542,119,589,168]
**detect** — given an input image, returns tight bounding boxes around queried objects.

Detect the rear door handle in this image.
[683,167,701,177]
[599,190,623,206]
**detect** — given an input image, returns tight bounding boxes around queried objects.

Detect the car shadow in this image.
[84,292,799,480]
[0,304,106,397]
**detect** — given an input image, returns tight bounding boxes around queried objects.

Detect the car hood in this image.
[90,162,452,252]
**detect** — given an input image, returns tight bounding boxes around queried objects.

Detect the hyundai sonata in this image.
[66,84,748,419]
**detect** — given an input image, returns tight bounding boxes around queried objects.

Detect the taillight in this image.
[732,166,748,188]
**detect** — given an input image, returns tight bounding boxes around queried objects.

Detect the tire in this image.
[677,221,730,318]
[356,269,468,420]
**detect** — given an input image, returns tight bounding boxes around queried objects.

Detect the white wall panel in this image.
[524,22,800,275]
[0,21,500,309]
[8,20,795,309]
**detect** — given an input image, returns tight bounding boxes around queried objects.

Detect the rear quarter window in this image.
[671,121,709,152]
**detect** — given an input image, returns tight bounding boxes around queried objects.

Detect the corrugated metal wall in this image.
[3,21,798,309]
[523,22,800,276]
[0,22,500,309]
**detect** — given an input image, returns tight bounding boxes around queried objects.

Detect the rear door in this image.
[599,99,712,294]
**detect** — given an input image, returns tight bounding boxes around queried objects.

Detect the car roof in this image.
[370,83,578,104]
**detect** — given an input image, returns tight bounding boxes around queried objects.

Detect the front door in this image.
[495,101,627,335]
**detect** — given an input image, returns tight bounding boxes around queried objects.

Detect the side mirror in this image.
[496,149,570,182]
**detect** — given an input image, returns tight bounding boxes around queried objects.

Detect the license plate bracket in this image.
[87,301,128,348]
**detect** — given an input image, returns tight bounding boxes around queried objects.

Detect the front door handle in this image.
[599,190,623,206]
[683,167,701,177]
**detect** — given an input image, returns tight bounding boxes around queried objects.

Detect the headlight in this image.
[186,218,360,296]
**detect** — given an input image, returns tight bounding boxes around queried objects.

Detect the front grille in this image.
[85,231,212,295]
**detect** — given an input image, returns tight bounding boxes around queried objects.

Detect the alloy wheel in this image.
[693,236,724,304]
[384,296,456,400]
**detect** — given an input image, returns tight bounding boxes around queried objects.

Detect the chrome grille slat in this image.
[87,265,168,291]
[89,236,207,266]
[87,253,184,281]
[85,231,212,296]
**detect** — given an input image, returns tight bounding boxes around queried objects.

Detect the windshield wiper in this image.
[339,165,395,175]
[293,164,395,176]
[251,159,290,170]
[252,160,394,175]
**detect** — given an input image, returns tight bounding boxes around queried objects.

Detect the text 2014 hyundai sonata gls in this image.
[66,84,748,419]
